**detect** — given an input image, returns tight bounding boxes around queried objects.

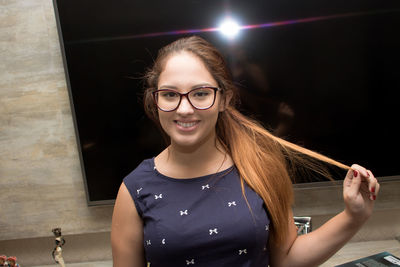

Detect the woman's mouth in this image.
[175,120,199,128]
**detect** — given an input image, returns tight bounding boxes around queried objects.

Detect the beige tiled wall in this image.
[0,0,113,242]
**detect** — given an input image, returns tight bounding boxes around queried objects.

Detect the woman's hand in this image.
[270,164,380,267]
[343,164,380,223]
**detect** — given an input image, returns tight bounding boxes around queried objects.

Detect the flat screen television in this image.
[53,0,400,205]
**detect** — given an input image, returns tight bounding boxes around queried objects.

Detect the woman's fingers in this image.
[343,164,378,221]
[365,169,379,201]
[351,164,369,178]
[349,164,379,201]
[347,168,362,196]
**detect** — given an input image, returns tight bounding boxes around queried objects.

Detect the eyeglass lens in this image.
[155,87,217,111]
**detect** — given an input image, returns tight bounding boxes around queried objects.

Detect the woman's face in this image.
[157,51,224,150]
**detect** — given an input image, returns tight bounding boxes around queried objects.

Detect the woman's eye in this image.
[193,91,209,97]
[160,91,178,98]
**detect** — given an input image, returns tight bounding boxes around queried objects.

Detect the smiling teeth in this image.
[177,121,197,128]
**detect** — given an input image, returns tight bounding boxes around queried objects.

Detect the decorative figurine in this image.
[52,227,66,267]
[6,256,20,267]
[0,255,7,266]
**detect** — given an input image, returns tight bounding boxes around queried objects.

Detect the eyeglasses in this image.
[152,86,220,112]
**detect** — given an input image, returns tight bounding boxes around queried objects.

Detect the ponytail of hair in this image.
[216,106,350,246]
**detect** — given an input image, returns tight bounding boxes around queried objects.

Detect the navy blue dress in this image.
[124,158,270,267]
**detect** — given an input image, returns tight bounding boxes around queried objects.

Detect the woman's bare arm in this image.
[270,165,379,267]
[111,183,145,267]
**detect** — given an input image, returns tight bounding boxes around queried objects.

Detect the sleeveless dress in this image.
[123,158,270,267]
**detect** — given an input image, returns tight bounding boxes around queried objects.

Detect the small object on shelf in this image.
[0,255,7,266]
[6,256,20,267]
[294,216,312,235]
[52,227,66,267]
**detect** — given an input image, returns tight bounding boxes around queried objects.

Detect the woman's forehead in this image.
[158,52,217,89]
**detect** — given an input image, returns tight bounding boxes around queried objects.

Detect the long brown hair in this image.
[143,36,350,246]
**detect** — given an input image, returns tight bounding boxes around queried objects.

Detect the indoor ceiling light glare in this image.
[219,17,240,39]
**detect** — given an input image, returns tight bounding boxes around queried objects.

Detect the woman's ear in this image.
[219,90,233,112]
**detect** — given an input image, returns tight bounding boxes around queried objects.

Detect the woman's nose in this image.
[176,96,195,114]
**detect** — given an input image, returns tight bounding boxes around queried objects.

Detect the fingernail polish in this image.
[371,187,375,193]
[373,195,376,200]
[366,171,370,177]
[353,170,358,177]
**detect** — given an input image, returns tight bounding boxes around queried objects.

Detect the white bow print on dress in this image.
[209,228,218,235]
[239,249,247,255]
[201,184,210,190]
[180,210,188,216]
[154,194,163,199]
[228,201,236,207]
[186,259,195,265]
[146,240,151,245]
[137,188,143,195]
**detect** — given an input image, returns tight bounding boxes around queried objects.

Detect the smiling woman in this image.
[155,51,225,151]
[111,36,380,267]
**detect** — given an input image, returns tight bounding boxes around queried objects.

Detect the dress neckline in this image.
[150,157,235,182]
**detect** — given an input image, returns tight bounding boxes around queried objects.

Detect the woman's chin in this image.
[171,139,201,151]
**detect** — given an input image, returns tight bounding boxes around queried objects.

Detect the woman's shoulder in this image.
[123,158,155,186]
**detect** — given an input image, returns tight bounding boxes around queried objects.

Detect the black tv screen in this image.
[53,0,400,204]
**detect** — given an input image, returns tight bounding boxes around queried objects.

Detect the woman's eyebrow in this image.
[158,83,216,90]
[158,85,178,89]
[191,83,215,89]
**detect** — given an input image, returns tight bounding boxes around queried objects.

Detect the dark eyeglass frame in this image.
[152,86,221,112]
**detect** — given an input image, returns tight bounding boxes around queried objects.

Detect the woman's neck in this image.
[155,136,233,179]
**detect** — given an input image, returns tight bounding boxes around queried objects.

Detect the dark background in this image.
[53,0,400,204]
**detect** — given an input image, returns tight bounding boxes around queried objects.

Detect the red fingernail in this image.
[353,170,358,177]
[371,187,375,193]
[373,195,376,200]
[366,171,370,177]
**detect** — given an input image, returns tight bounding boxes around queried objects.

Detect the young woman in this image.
[111,36,379,267]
